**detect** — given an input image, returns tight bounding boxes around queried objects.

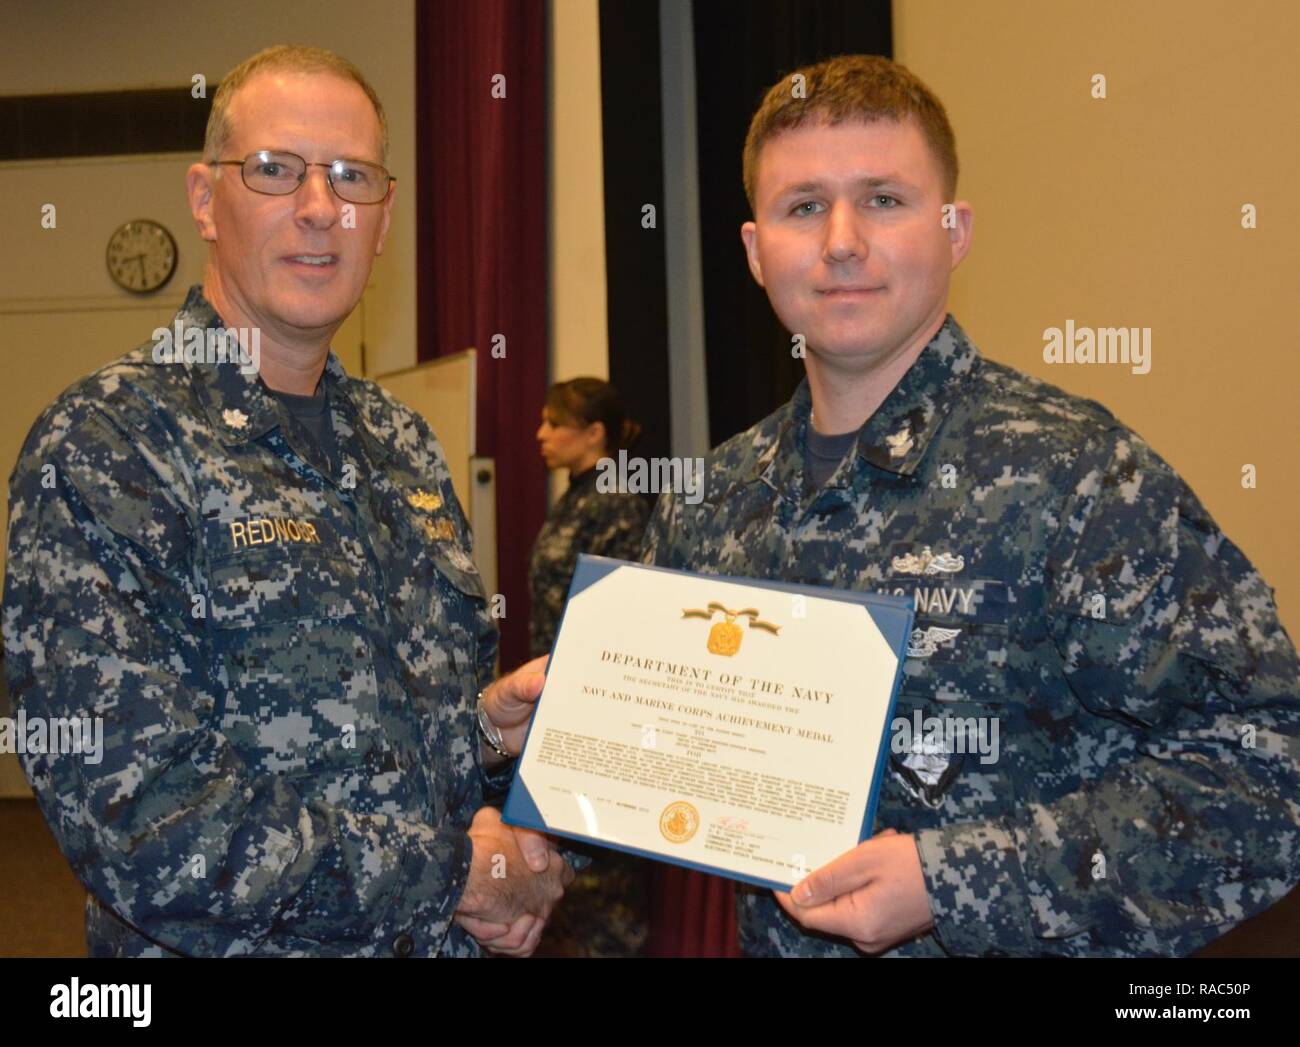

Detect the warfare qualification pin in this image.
[421,517,456,541]
[407,489,443,512]
[891,545,965,576]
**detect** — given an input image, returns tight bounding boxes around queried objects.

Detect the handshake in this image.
[452,658,575,956]
[453,806,575,957]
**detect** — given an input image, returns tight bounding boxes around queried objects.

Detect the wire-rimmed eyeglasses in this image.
[212,150,394,205]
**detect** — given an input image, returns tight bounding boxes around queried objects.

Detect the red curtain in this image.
[416,0,547,671]
[416,0,738,956]
[648,867,743,957]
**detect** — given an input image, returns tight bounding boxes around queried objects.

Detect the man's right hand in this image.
[454,806,574,956]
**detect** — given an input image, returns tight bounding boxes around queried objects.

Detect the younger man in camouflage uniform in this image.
[643,55,1300,956]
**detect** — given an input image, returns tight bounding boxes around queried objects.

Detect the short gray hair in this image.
[203,44,389,164]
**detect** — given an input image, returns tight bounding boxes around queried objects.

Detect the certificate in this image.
[502,556,914,891]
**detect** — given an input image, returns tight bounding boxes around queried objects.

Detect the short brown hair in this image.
[742,54,957,210]
[203,44,389,164]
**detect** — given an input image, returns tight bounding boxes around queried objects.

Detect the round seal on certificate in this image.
[659,801,700,843]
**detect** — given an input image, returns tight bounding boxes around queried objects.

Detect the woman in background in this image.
[529,377,651,956]
[529,377,650,657]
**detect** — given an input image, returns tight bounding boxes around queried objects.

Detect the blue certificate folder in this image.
[502,555,915,893]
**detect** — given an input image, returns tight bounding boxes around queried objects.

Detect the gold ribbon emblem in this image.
[682,601,779,656]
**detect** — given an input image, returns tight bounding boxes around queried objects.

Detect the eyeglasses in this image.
[212,150,394,205]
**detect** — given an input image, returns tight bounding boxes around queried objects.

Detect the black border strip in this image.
[0,87,212,160]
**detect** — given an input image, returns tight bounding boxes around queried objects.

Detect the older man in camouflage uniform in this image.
[643,55,1300,957]
[3,46,570,957]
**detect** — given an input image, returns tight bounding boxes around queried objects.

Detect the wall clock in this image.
[106,219,177,294]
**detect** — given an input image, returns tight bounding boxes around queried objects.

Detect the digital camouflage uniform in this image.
[528,465,649,659]
[642,314,1300,957]
[528,466,650,956]
[3,285,508,957]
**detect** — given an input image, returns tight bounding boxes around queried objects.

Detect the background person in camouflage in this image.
[528,377,650,956]
[2,45,571,958]
[530,378,650,659]
[642,54,1300,956]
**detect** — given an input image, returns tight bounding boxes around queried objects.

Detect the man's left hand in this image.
[481,655,548,756]
[773,829,935,954]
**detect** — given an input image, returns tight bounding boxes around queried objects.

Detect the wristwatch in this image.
[476,690,513,760]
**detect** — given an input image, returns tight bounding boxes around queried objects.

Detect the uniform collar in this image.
[750,313,980,486]
[176,285,388,462]
[567,463,601,491]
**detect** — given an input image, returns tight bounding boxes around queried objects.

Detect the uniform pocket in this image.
[206,551,382,778]
[899,619,1013,705]
[875,540,1019,704]
[207,548,371,627]
[428,545,488,603]
[882,691,1013,826]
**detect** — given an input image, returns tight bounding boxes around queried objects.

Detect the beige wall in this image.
[549,0,610,385]
[547,0,610,502]
[895,0,1300,638]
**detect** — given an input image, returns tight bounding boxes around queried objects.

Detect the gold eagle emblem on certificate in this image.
[406,489,443,512]
[891,545,965,576]
[659,801,700,843]
[682,601,779,656]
